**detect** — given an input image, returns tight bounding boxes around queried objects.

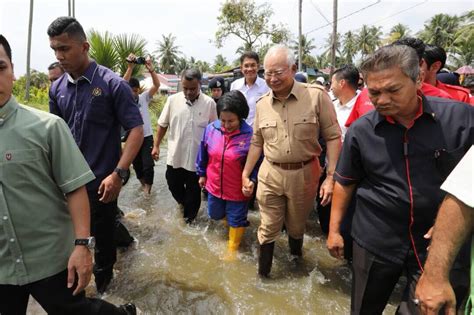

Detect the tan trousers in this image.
[256,158,320,244]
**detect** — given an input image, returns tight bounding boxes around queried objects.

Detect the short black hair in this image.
[423,44,446,70]
[48,61,61,70]
[240,51,259,65]
[128,77,140,89]
[47,16,86,42]
[393,37,425,62]
[181,68,202,81]
[332,64,360,90]
[217,90,249,120]
[0,35,12,62]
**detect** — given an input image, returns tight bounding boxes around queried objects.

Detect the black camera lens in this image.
[135,57,146,65]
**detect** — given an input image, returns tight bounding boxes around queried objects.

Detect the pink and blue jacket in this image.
[196,120,260,201]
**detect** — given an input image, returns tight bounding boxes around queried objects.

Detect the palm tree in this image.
[88,29,119,70]
[213,54,229,73]
[342,31,358,64]
[155,33,181,74]
[175,57,188,75]
[357,25,381,59]
[291,34,316,62]
[387,23,411,43]
[418,14,462,49]
[25,0,34,101]
[448,24,474,68]
[114,33,147,76]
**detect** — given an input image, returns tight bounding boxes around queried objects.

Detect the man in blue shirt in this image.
[48,17,144,294]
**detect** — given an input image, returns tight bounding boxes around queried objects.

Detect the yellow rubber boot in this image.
[221,227,245,261]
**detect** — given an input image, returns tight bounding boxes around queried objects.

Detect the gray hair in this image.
[264,44,296,67]
[360,45,420,83]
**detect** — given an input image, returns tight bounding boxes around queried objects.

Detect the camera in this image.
[126,56,146,65]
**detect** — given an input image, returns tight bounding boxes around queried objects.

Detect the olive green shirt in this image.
[0,96,95,285]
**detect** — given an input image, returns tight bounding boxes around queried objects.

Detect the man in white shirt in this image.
[124,53,160,194]
[230,51,270,127]
[330,64,360,141]
[152,69,217,223]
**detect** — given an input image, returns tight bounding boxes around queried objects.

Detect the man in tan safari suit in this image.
[242,45,341,277]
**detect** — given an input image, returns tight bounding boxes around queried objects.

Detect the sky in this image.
[1,0,472,76]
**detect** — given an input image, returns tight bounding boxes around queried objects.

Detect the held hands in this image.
[326,231,345,260]
[241,177,255,197]
[67,246,93,295]
[98,172,122,203]
[151,146,160,161]
[198,177,207,189]
[126,53,136,68]
[144,56,154,73]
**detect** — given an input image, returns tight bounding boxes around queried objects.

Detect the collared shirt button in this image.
[10,238,15,242]
[285,135,288,138]
[16,258,21,263]
[284,120,287,123]
[287,150,290,153]
[3,216,7,220]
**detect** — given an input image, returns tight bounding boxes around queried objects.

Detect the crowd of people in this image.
[0,14,473,315]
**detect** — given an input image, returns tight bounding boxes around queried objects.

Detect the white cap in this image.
[316,76,325,84]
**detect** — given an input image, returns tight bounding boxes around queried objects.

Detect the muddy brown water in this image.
[28,149,399,314]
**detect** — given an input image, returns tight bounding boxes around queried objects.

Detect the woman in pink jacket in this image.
[196,90,260,260]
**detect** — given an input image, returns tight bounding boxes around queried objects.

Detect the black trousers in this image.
[165,165,201,221]
[351,241,469,315]
[0,270,126,315]
[132,135,155,185]
[88,193,117,291]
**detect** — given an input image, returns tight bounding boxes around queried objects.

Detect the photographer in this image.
[124,53,160,195]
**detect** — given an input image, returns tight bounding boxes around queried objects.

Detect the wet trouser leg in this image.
[351,241,402,314]
[183,169,201,222]
[88,193,117,294]
[165,166,186,205]
[165,166,201,222]
[0,270,127,315]
[133,135,155,185]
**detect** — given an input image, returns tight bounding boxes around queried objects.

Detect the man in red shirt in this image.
[422,44,471,104]
[345,38,458,128]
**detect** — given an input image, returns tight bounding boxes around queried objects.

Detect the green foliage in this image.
[215,0,290,53]
[213,54,231,73]
[87,29,148,76]
[386,23,411,43]
[12,71,49,111]
[291,35,316,62]
[154,34,181,74]
[114,33,148,76]
[148,94,167,132]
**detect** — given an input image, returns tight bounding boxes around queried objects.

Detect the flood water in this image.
[29,149,399,314]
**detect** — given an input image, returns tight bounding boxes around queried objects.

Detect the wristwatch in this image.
[114,167,130,185]
[74,236,95,250]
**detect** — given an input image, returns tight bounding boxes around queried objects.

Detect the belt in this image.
[269,157,315,170]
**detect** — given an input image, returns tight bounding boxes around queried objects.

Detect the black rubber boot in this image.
[288,236,303,257]
[258,242,275,278]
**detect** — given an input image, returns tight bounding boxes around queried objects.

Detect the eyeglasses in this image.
[264,68,289,78]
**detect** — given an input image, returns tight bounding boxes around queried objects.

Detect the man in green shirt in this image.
[0,35,136,314]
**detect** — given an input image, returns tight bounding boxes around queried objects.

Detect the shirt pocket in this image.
[2,149,42,183]
[434,146,467,178]
[294,115,318,140]
[260,120,278,144]
[85,95,110,125]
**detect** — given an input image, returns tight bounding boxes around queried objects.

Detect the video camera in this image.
[126,56,146,65]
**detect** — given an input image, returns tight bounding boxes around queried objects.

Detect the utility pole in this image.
[330,0,338,76]
[25,0,34,102]
[298,0,303,71]
[68,0,75,17]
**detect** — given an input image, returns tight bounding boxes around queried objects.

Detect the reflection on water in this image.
[29,151,399,314]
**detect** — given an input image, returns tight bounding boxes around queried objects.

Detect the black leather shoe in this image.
[258,242,275,278]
